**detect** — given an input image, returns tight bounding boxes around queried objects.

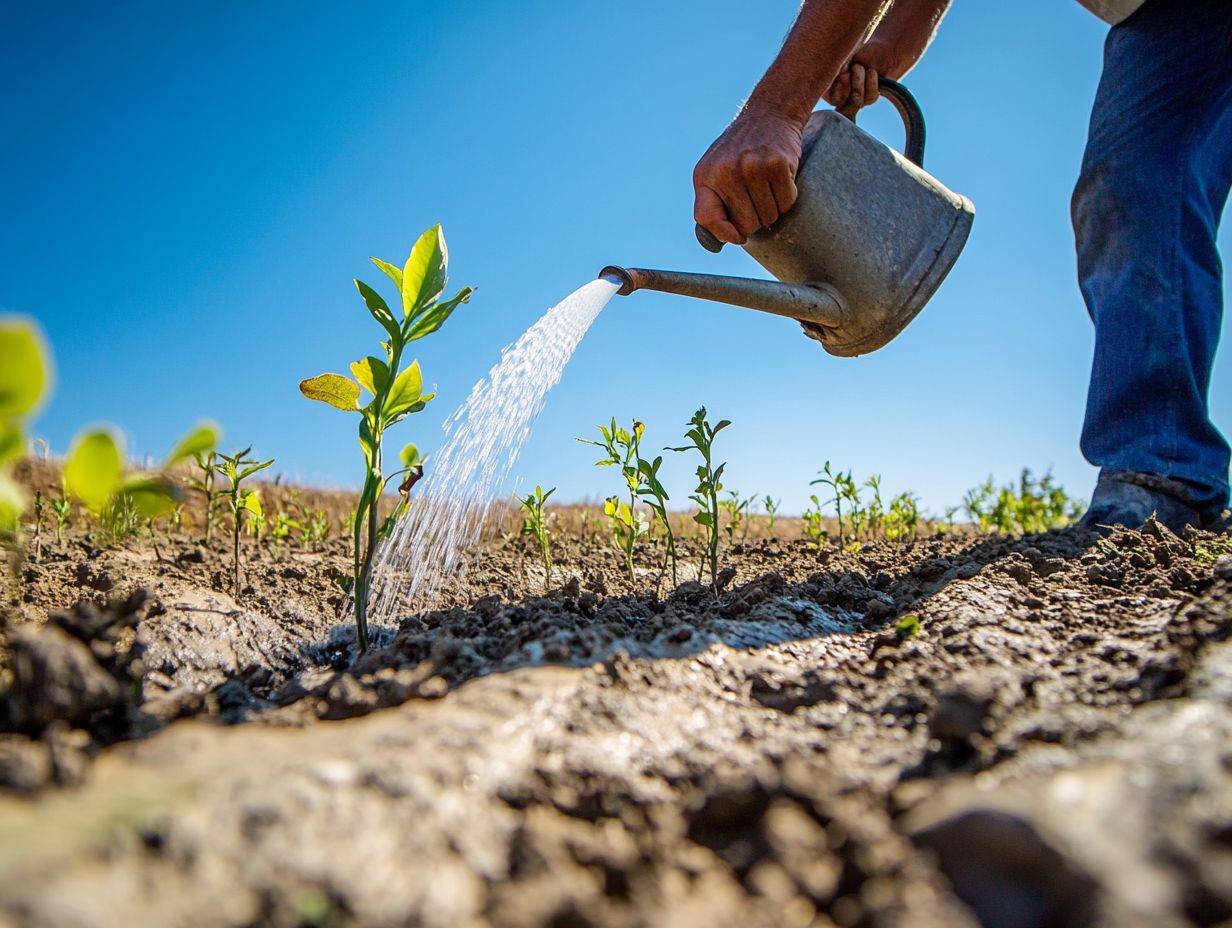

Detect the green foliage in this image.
[213,447,273,599]
[894,614,921,640]
[884,491,921,543]
[299,509,330,551]
[517,484,554,592]
[721,490,753,546]
[962,469,1082,535]
[763,496,781,539]
[802,495,826,549]
[270,511,300,561]
[635,449,678,587]
[49,483,71,545]
[668,408,729,590]
[579,419,647,582]
[810,461,855,547]
[0,318,51,545]
[64,422,219,545]
[299,225,471,652]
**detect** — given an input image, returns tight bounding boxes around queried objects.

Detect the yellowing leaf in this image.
[65,428,124,514]
[0,317,51,420]
[401,225,448,319]
[242,489,263,519]
[383,361,423,418]
[300,373,361,412]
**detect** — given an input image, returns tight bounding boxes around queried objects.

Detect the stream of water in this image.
[365,278,620,626]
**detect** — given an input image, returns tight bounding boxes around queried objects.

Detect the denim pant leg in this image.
[1072,0,1232,516]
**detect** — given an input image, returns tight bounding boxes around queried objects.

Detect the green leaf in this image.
[383,361,423,418]
[300,373,361,412]
[370,256,403,292]
[358,418,376,469]
[165,421,220,467]
[405,286,472,343]
[400,443,422,468]
[349,356,390,397]
[238,458,274,481]
[0,472,26,534]
[354,279,402,344]
[401,225,448,319]
[0,423,22,468]
[121,475,181,518]
[64,428,124,514]
[0,318,50,420]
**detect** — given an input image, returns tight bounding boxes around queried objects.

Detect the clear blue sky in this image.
[4,2,1230,516]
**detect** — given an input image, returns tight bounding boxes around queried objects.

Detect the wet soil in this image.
[2,485,1231,928]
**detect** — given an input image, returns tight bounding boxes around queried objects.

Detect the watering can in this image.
[599,79,974,357]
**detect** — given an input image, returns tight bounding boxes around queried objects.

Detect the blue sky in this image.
[4,2,1230,516]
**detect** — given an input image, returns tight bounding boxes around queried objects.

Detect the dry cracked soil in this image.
[2,483,1232,928]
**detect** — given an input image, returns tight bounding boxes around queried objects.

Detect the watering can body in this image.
[602,80,974,357]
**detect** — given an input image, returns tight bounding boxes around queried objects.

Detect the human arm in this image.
[826,0,951,116]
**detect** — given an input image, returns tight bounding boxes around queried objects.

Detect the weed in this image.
[212,447,273,600]
[1193,536,1232,568]
[669,408,729,590]
[299,225,472,652]
[579,419,647,582]
[517,484,554,592]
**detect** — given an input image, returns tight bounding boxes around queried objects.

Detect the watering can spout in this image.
[599,265,847,333]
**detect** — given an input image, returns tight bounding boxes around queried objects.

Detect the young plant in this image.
[271,511,300,561]
[188,450,223,541]
[213,447,273,599]
[49,483,71,545]
[64,423,219,546]
[668,408,729,591]
[762,496,781,539]
[635,451,678,588]
[578,419,647,583]
[802,494,826,549]
[865,475,885,539]
[810,461,853,546]
[299,225,472,652]
[517,484,554,592]
[884,491,921,542]
[299,509,330,551]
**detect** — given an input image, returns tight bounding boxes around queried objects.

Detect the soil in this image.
[2,463,1231,928]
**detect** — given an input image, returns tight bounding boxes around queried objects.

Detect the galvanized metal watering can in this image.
[599,80,974,357]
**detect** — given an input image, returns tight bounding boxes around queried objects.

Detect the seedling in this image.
[865,475,885,539]
[579,419,647,582]
[299,225,471,652]
[802,495,826,549]
[64,422,219,546]
[763,496,781,539]
[810,461,853,546]
[636,451,677,587]
[212,448,272,599]
[720,490,752,547]
[299,509,330,551]
[189,451,223,541]
[49,483,71,545]
[517,484,554,592]
[668,408,729,590]
[884,491,920,543]
[271,511,300,561]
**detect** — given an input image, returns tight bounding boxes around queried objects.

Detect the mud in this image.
[1,496,1231,927]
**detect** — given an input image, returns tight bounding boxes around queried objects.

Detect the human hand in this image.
[692,107,805,246]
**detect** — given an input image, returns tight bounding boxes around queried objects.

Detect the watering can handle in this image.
[695,77,927,254]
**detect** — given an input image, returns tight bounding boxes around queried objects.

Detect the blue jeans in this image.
[1072,0,1232,519]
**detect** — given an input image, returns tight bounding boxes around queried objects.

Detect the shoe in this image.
[1077,470,1201,535]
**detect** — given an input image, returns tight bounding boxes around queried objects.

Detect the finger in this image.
[865,67,879,107]
[720,183,764,239]
[826,72,850,107]
[694,185,745,245]
[846,63,866,109]
[739,155,782,227]
[768,164,798,215]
